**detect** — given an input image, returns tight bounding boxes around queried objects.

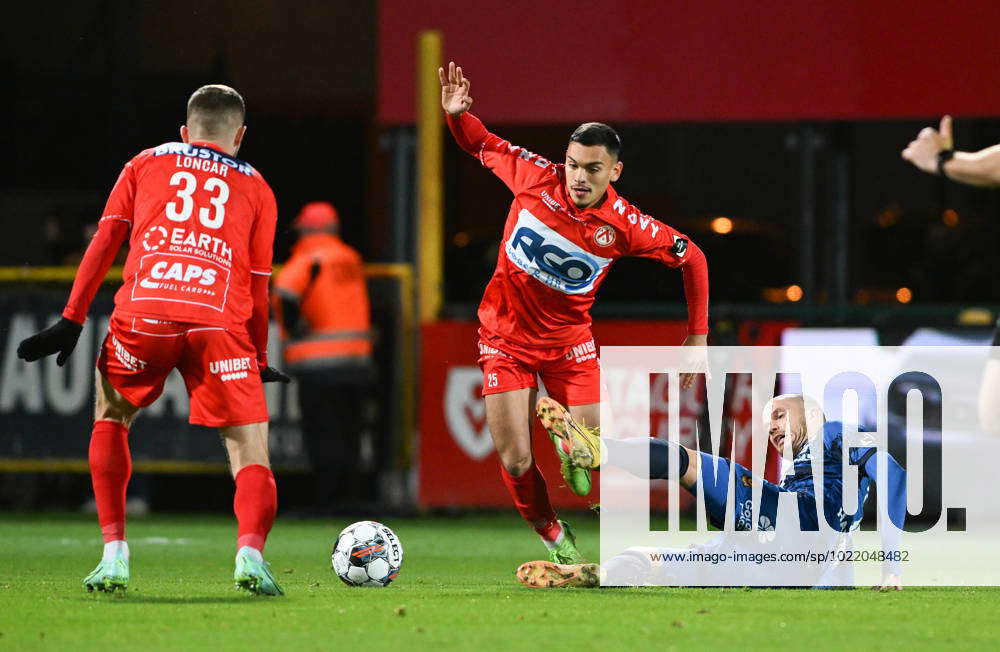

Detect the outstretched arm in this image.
[624,218,709,386]
[62,219,130,325]
[677,242,709,388]
[902,116,1000,187]
[19,164,134,366]
[63,163,136,324]
[440,61,556,192]
[680,241,709,338]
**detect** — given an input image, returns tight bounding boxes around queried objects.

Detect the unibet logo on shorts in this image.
[569,339,597,363]
[111,335,147,371]
[505,209,612,295]
[209,356,252,382]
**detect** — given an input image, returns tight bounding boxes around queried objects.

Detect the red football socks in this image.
[500,463,562,541]
[89,420,132,543]
[234,464,277,552]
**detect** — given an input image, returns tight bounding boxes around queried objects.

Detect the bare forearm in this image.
[943,145,1000,187]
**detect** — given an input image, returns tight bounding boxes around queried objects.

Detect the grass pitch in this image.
[1,512,998,650]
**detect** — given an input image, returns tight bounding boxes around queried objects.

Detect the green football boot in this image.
[547,428,593,496]
[536,397,604,496]
[83,556,129,593]
[234,547,284,597]
[547,520,585,565]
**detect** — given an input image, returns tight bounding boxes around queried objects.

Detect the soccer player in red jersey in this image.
[439,63,710,563]
[17,85,288,596]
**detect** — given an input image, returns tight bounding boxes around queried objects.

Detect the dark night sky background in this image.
[4,1,1000,309]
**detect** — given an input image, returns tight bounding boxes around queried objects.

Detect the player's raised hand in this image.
[17,317,84,366]
[902,115,953,174]
[679,333,709,390]
[439,61,473,116]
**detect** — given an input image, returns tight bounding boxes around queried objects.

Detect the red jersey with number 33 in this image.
[101,141,277,328]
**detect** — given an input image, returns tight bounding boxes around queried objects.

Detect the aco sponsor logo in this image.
[505,209,612,295]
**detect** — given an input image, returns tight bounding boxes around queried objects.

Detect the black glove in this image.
[17,317,84,366]
[261,366,292,383]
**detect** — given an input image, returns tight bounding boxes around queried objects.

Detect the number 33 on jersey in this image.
[102,141,277,329]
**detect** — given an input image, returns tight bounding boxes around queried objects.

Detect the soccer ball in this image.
[331,520,403,587]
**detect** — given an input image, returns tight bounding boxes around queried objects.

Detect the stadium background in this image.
[3,0,1000,516]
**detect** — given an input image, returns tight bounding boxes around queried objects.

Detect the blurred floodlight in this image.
[710,217,733,234]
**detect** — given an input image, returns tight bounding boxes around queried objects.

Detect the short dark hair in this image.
[186,85,245,137]
[569,122,621,159]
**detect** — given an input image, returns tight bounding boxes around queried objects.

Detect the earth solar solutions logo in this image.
[599,345,994,587]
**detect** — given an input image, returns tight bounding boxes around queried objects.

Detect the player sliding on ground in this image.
[17,85,289,596]
[519,394,907,590]
[439,62,710,563]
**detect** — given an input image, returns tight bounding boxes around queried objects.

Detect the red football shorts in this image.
[97,313,268,427]
[477,329,601,406]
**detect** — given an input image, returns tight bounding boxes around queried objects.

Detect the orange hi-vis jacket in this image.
[273,232,372,371]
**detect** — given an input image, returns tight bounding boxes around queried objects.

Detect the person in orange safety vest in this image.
[273,201,374,510]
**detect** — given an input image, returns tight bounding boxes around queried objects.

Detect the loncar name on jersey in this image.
[152,143,254,177]
[505,209,612,295]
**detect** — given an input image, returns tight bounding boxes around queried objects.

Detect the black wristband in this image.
[937,148,955,177]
